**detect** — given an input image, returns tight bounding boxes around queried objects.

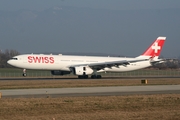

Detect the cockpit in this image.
[10,58,18,60]
[7,57,20,67]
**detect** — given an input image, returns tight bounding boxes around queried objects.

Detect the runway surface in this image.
[1,85,180,98]
[0,76,180,80]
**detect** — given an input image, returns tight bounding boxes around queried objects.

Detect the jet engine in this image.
[51,70,71,75]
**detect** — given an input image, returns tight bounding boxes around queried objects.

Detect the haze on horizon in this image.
[0,0,180,58]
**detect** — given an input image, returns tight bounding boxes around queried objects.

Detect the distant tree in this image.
[0,49,20,68]
[153,59,180,69]
[166,59,180,69]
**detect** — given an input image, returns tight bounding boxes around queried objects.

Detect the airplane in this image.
[7,36,166,79]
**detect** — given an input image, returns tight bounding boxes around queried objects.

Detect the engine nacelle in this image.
[51,70,71,75]
[71,66,93,75]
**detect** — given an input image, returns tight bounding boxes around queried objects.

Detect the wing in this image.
[70,59,148,70]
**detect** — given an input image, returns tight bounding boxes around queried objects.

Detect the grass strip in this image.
[0,78,180,89]
[0,94,180,120]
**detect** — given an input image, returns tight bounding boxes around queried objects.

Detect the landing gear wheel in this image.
[84,75,88,79]
[23,73,27,77]
[97,75,102,79]
[78,75,88,79]
[22,69,27,77]
[91,75,96,79]
[91,75,102,79]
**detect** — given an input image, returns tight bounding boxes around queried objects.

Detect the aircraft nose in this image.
[7,60,11,64]
[7,60,13,65]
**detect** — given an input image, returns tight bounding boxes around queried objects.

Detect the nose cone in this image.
[7,60,12,65]
[7,57,20,67]
[7,60,15,66]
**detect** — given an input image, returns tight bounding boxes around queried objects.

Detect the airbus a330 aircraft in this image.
[7,36,166,79]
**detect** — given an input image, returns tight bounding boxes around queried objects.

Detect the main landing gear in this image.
[77,75,102,79]
[78,75,88,79]
[22,69,27,77]
[91,75,102,79]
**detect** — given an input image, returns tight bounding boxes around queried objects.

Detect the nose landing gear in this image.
[22,69,27,77]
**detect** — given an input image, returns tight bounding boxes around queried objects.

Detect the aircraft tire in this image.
[78,75,88,79]
[91,75,96,79]
[97,75,102,79]
[91,75,102,79]
[23,73,27,77]
[78,76,82,79]
[84,75,88,79]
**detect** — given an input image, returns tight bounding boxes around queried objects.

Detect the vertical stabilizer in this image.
[137,36,166,59]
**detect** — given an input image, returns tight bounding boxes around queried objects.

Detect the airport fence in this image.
[0,68,180,78]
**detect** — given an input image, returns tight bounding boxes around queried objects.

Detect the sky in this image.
[1,0,180,11]
[1,0,180,58]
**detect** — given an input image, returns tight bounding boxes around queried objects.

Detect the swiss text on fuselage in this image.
[28,56,54,63]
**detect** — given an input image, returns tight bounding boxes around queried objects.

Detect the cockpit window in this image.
[11,58,18,60]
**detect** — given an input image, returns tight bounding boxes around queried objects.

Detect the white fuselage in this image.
[7,54,152,73]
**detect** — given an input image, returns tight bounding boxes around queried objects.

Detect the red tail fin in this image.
[141,37,166,57]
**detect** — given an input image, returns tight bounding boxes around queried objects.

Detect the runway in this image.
[0,76,180,80]
[1,85,180,98]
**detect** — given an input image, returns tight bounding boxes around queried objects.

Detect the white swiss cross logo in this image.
[152,42,161,53]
